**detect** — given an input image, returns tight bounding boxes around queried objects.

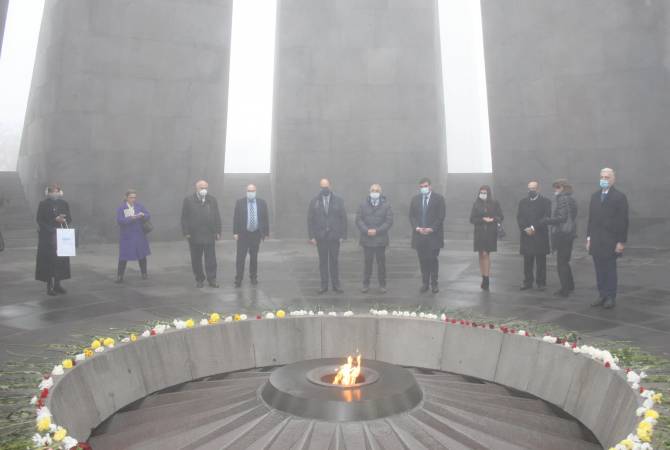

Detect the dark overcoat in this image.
[117,202,151,261]
[307,193,347,241]
[470,199,503,252]
[181,194,222,245]
[409,192,446,252]
[587,187,628,258]
[543,193,578,250]
[355,196,394,247]
[35,198,71,282]
[233,197,270,244]
[517,195,551,255]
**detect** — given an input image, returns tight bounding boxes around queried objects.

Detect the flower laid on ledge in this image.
[31,309,665,450]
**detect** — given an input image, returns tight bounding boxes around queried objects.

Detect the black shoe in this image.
[432,285,440,294]
[234,281,241,288]
[379,286,387,294]
[53,284,67,295]
[361,286,369,293]
[333,287,344,294]
[590,296,606,307]
[482,276,490,291]
[47,286,57,296]
[554,289,569,297]
[250,278,258,286]
[603,297,616,309]
[420,284,429,293]
[208,281,220,288]
[115,276,124,284]
[141,273,148,280]
[536,284,546,291]
[196,281,205,288]
[520,284,532,291]
[318,288,328,294]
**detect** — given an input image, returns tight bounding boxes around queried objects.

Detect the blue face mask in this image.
[420,187,430,195]
[599,179,609,189]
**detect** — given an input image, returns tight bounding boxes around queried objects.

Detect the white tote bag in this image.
[56,227,76,257]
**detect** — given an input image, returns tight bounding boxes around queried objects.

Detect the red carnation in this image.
[571,342,577,348]
[37,398,44,408]
[489,324,494,329]
[256,315,262,320]
[40,388,49,399]
[150,329,157,336]
[605,362,611,368]
[640,387,645,393]
[451,319,457,324]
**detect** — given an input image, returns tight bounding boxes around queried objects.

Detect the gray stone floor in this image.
[1,239,669,367]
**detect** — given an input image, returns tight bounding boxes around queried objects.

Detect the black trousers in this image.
[118,258,147,277]
[316,239,340,289]
[593,254,618,300]
[189,242,217,282]
[554,237,574,292]
[363,246,386,287]
[523,254,546,286]
[417,248,440,287]
[235,232,261,282]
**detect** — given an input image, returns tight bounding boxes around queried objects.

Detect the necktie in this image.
[421,195,428,227]
[247,201,257,232]
[324,196,329,214]
[601,191,607,203]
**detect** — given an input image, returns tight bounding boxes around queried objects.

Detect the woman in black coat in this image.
[35,184,72,296]
[470,185,503,291]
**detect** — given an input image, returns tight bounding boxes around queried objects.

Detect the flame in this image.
[332,354,362,386]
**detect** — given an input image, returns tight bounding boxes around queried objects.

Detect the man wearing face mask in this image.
[516,181,551,291]
[35,184,72,296]
[181,180,222,288]
[409,178,446,293]
[355,184,394,293]
[308,178,347,294]
[587,168,628,309]
[233,184,269,287]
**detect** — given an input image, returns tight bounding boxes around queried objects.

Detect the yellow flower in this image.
[91,339,101,350]
[83,348,93,358]
[36,416,51,432]
[637,421,652,431]
[103,337,115,348]
[62,359,73,369]
[652,392,663,404]
[276,310,286,318]
[130,334,137,342]
[233,314,241,321]
[209,313,220,324]
[620,439,634,449]
[645,409,659,419]
[53,426,67,442]
[185,319,195,328]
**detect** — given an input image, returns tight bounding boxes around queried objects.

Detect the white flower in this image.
[440,313,446,321]
[62,436,79,450]
[402,311,410,317]
[173,319,186,329]
[328,311,337,316]
[121,337,130,343]
[643,416,657,426]
[265,312,275,319]
[369,309,377,314]
[30,395,37,405]
[343,311,354,317]
[632,382,640,390]
[51,365,64,376]
[391,311,398,316]
[308,310,315,315]
[642,397,654,409]
[640,389,655,399]
[154,324,168,334]
[517,330,527,336]
[49,423,57,432]
[95,346,105,353]
[239,314,248,320]
[542,336,557,344]
[141,330,151,337]
[39,377,54,390]
[224,316,233,322]
[419,312,425,318]
[317,311,324,316]
[36,406,51,421]
[627,371,641,384]
[200,318,209,326]
[410,312,417,317]
[636,406,647,416]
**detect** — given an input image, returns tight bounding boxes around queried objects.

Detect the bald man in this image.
[587,168,628,309]
[233,184,269,287]
[181,180,222,288]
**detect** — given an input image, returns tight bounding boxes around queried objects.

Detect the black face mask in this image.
[528,191,538,199]
[320,187,330,196]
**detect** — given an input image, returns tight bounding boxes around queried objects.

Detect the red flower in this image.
[625,368,631,374]
[77,443,93,450]
[472,322,478,327]
[605,362,611,368]
[40,388,49,399]
[37,398,44,408]
[510,329,516,334]
[489,324,495,329]
[150,329,157,336]
[256,315,262,320]
[640,387,645,393]
[451,319,457,324]
[571,342,577,349]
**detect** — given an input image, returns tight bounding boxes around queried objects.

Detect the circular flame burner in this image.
[260,358,422,421]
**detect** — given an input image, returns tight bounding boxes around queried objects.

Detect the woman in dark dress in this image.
[35,184,71,296]
[115,189,151,283]
[470,185,504,291]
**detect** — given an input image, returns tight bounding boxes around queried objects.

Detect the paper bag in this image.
[56,228,76,257]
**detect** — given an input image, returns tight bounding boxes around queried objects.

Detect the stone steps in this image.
[88,366,602,450]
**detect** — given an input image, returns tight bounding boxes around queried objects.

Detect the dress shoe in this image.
[234,281,241,288]
[553,289,569,297]
[481,276,490,291]
[115,276,124,284]
[520,284,532,291]
[141,273,148,280]
[54,284,67,295]
[536,284,546,291]
[196,281,205,288]
[360,286,369,293]
[431,285,440,294]
[603,297,616,309]
[208,281,220,288]
[590,296,606,307]
[47,287,57,296]
[318,288,328,294]
[379,286,387,294]
[250,278,258,286]
[333,287,344,294]
[420,284,429,293]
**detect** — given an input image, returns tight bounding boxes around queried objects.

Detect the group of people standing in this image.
[34,168,628,309]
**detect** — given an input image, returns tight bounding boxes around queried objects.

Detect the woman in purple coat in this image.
[116,189,151,283]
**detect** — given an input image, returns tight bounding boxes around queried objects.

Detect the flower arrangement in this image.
[28,309,663,450]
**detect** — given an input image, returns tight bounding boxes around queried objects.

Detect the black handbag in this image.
[142,220,153,234]
[496,222,506,239]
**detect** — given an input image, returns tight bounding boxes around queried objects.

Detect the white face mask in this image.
[479,192,487,200]
[246,191,256,200]
[369,192,380,200]
[199,189,207,197]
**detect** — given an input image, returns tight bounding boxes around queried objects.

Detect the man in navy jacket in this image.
[233,184,269,287]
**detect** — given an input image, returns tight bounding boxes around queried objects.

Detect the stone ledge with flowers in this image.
[14,309,669,450]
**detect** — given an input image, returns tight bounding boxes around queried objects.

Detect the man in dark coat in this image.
[308,178,347,294]
[233,184,269,287]
[587,168,628,309]
[355,183,394,293]
[516,180,551,290]
[181,180,222,288]
[35,184,71,296]
[409,177,446,293]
